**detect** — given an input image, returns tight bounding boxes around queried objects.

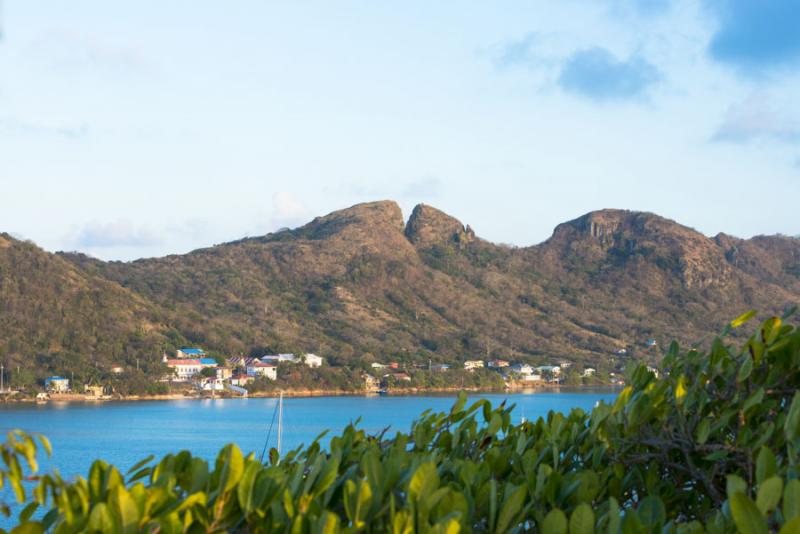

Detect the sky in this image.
[0,0,798,261]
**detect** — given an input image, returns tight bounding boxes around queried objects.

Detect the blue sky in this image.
[0,0,798,260]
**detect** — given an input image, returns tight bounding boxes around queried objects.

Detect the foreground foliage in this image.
[2,310,800,533]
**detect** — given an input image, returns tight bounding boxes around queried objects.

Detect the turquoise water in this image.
[0,390,615,482]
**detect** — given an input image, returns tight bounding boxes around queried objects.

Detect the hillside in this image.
[2,201,799,385]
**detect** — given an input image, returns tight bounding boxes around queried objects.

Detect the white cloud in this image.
[713,93,800,144]
[75,220,160,249]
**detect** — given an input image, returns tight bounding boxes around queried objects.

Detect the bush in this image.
[2,310,800,532]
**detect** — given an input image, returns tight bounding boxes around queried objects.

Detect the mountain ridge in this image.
[1,202,798,386]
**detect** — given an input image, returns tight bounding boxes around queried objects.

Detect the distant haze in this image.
[0,0,798,260]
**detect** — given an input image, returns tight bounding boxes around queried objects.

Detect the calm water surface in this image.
[0,390,616,479]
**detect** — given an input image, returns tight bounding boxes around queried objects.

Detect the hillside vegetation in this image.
[1,201,799,387]
[2,311,800,532]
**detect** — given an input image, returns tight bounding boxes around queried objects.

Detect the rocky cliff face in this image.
[404,204,474,249]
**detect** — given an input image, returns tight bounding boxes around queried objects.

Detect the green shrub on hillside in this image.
[2,309,800,532]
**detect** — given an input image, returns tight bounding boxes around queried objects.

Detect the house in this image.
[260,353,297,365]
[199,358,218,368]
[464,360,485,371]
[166,359,202,381]
[83,384,108,399]
[646,339,658,348]
[363,374,380,391]
[177,348,205,359]
[110,366,124,375]
[216,367,233,380]
[387,372,411,382]
[582,368,597,377]
[535,365,561,376]
[199,378,224,391]
[509,363,533,375]
[247,362,277,380]
[389,362,400,369]
[646,366,660,378]
[44,376,70,393]
[487,359,510,369]
[616,348,628,355]
[370,362,387,370]
[558,361,573,369]
[302,353,324,368]
[430,364,450,372]
[230,374,254,386]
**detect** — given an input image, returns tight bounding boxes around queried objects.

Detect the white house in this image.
[582,368,597,377]
[44,376,70,393]
[302,354,324,368]
[487,359,510,369]
[260,353,297,365]
[509,363,534,375]
[647,366,660,378]
[247,362,277,380]
[166,359,202,381]
[464,360,485,371]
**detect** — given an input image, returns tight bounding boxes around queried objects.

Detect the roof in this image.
[166,359,201,366]
[46,376,67,381]
[199,358,218,365]
[179,348,205,355]
[248,362,277,368]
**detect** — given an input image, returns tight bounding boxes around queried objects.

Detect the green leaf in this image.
[730,493,768,534]
[542,509,568,534]
[727,475,748,498]
[495,485,527,534]
[738,356,754,382]
[409,462,439,502]
[569,503,595,534]
[607,497,621,534]
[786,393,800,442]
[780,517,800,534]
[638,496,666,528]
[756,447,777,485]
[218,444,244,494]
[9,523,44,534]
[732,310,757,328]
[87,503,116,534]
[785,480,800,522]
[756,477,783,515]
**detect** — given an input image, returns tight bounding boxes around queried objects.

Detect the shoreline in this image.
[0,383,621,405]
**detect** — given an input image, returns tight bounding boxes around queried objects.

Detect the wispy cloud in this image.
[75,220,161,249]
[0,116,89,140]
[400,176,442,200]
[557,47,660,101]
[492,33,538,69]
[712,93,800,144]
[705,0,800,75]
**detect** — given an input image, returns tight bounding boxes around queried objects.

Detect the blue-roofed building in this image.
[44,376,70,393]
[177,348,205,358]
[199,358,218,367]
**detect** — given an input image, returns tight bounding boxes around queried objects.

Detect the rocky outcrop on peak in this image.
[405,204,475,249]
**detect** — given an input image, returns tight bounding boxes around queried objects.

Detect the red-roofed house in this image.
[166,359,202,381]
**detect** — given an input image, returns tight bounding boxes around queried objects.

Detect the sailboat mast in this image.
[277,391,283,460]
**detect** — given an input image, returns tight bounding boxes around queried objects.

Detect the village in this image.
[6,345,640,402]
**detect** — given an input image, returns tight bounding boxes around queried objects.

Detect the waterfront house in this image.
[387,372,411,382]
[177,348,205,359]
[247,362,278,380]
[44,376,70,393]
[487,359,510,369]
[463,360,485,371]
[84,384,109,398]
[363,373,380,391]
[302,353,324,368]
[430,363,450,373]
[582,368,597,377]
[216,367,233,380]
[166,359,202,381]
[535,365,561,376]
[509,363,533,375]
[230,374,254,386]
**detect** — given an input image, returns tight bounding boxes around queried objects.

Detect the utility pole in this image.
[1,363,4,393]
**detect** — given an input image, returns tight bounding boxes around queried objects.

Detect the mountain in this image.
[2,202,799,385]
